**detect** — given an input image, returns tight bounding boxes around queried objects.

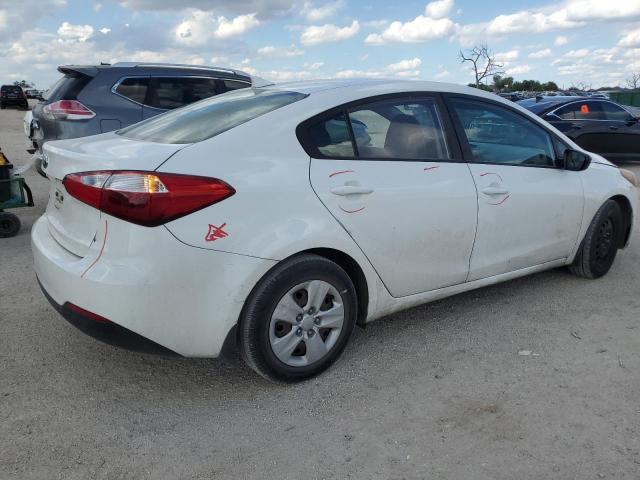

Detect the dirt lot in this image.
[1,102,640,480]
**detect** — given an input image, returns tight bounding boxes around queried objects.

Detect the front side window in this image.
[118,88,307,144]
[599,102,634,121]
[450,98,555,167]
[554,101,604,120]
[115,77,149,104]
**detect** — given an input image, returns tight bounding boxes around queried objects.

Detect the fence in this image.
[609,91,640,107]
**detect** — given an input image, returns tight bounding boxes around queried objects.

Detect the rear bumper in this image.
[32,214,276,357]
[38,278,177,355]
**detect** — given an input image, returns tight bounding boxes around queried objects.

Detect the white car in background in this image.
[32,80,636,382]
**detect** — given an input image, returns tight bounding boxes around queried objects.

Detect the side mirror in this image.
[563,149,591,171]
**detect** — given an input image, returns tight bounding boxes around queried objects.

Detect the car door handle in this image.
[609,126,619,131]
[481,187,509,196]
[330,185,374,196]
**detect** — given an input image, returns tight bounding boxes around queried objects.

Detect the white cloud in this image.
[618,27,640,48]
[215,13,260,38]
[434,69,450,80]
[506,64,531,75]
[529,48,551,58]
[57,22,94,42]
[175,10,260,45]
[99,27,111,34]
[496,49,519,62]
[387,57,422,71]
[306,61,325,70]
[564,48,590,58]
[335,58,423,79]
[300,20,359,46]
[555,35,568,46]
[425,0,454,20]
[365,16,456,44]
[257,44,304,57]
[459,1,640,44]
[301,0,343,22]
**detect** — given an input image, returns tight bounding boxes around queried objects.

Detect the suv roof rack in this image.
[111,62,250,78]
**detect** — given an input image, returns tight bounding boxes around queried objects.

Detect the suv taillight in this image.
[63,171,235,227]
[43,100,95,120]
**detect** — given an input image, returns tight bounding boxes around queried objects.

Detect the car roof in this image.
[517,96,614,115]
[264,78,508,100]
[57,62,252,81]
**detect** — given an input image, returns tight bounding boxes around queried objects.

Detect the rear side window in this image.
[118,88,307,144]
[114,77,149,104]
[308,113,355,158]
[218,79,251,93]
[301,97,449,160]
[554,101,604,120]
[147,77,219,110]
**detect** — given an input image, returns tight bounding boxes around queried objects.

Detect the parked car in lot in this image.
[24,89,43,100]
[32,80,637,382]
[25,62,262,176]
[518,96,640,162]
[1,85,28,110]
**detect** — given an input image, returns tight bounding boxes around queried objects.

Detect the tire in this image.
[569,200,622,279]
[0,212,21,238]
[239,254,358,382]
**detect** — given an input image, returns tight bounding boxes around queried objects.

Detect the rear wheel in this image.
[569,200,622,279]
[239,254,357,382]
[0,212,21,238]
[35,157,47,178]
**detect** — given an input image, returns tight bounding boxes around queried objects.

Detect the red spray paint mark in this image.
[489,194,511,206]
[423,166,440,171]
[81,220,108,278]
[339,206,365,214]
[480,172,504,182]
[329,170,355,178]
[205,223,228,242]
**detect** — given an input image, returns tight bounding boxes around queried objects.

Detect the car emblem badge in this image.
[205,223,228,242]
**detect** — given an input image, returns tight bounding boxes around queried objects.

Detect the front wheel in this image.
[569,200,623,279]
[239,254,358,382]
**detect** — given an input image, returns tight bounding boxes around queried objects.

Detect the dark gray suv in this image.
[26,62,259,176]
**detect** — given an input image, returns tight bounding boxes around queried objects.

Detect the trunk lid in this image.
[43,132,187,257]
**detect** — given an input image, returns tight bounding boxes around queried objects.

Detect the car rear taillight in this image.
[43,100,95,120]
[63,171,235,227]
[0,91,5,98]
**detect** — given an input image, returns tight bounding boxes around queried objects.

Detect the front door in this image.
[306,96,478,297]
[447,96,584,280]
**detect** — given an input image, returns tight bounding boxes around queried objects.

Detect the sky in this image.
[0,0,639,90]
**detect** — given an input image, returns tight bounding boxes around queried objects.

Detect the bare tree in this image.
[459,44,505,88]
[627,72,640,90]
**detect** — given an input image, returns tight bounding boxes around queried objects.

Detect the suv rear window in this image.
[1,86,22,94]
[118,88,307,144]
[147,77,220,110]
[43,74,90,102]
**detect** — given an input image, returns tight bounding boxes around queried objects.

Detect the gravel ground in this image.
[1,102,640,480]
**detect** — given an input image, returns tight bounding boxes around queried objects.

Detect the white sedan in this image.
[32,80,637,382]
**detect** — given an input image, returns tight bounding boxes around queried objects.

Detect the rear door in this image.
[307,95,478,297]
[446,96,584,280]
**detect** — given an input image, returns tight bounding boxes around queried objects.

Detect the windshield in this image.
[118,88,308,144]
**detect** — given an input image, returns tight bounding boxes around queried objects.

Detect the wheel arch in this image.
[303,248,369,327]
[610,194,633,248]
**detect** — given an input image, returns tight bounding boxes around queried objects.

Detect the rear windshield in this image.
[117,88,307,144]
[43,74,90,102]
[1,86,22,93]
